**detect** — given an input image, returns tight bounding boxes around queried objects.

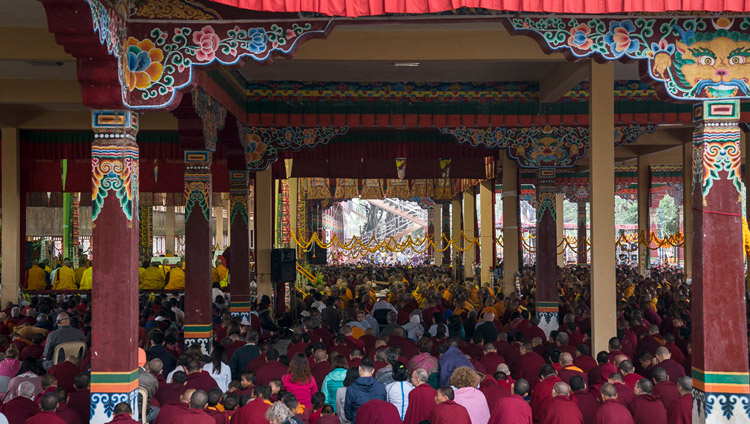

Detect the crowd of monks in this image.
[5,259,698,424]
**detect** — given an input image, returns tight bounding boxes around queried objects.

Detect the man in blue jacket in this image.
[344,358,387,423]
[437,341,476,386]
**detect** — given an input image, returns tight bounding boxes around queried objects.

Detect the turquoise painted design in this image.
[241,126,350,171]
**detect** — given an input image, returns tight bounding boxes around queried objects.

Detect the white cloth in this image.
[428,324,448,337]
[336,387,350,424]
[386,380,414,420]
[202,362,231,392]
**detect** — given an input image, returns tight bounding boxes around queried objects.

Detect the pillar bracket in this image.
[184,150,212,222]
[229,170,250,225]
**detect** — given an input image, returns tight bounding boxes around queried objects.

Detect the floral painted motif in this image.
[124,37,164,91]
[192,26,220,61]
[507,16,750,100]
[240,126,349,171]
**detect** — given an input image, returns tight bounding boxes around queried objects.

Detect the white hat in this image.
[300,310,311,317]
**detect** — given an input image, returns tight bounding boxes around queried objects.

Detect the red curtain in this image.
[209,0,749,16]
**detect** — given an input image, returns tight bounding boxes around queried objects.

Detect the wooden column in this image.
[433,204,443,266]
[225,198,231,247]
[480,180,494,284]
[463,189,477,279]
[555,193,565,267]
[1,128,21,307]
[183,150,213,355]
[255,168,273,298]
[165,206,176,255]
[536,169,559,338]
[90,111,140,424]
[683,142,693,279]
[637,155,651,275]
[589,61,617,356]
[451,196,463,281]
[690,100,750,422]
[289,177,298,249]
[502,155,520,294]
[229,171,251,322]
[577,201,588,265]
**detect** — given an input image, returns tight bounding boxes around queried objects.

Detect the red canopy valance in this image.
[209,0,750,17]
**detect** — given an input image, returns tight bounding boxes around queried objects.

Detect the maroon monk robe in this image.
[558,367,587,387]
[206,407,228,424]
[106,413,140,423]
[154,402,189,424]
[169,408,216,424]
[25,411,67,424]
[1,396,40,423]
[588,363,617,386]
[430,400,471,424]
[513,352,547,389]
[67,390,90,423]
[184,371,219,392]
[613,383,635,407]
[355,399,402,424]
[656,359,686,383]
[666,394,691,424]
[573,390,599,424]
[622,373,643,389]
[652,381,679,410]
[256,360,288,386]
[230,398,272,424]
[48,361,79,393]
[155,382,186,406]
[312,361,332,388]
[479,375,511,410]
[531,375,563,421]
[592,399,634,424]
[628,394,667,424]
[574,356,597,375]
[403,383,436,424]
[488,394,532,424]
[540,395,584,424]
[55,401,84,424]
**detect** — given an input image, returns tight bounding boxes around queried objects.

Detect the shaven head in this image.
[635,378,654,395]
[181,388,196,404]
[677,376,692,395]
[652,367,668,383]
[559,352,574,366]
[190,390,208,409]
[552,382,571,397]
[600,383,618,400]
[513,378,530,397]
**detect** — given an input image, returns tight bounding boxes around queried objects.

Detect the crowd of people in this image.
[0,261,701,424]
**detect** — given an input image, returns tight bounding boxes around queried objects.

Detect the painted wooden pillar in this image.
[502,155,520,294]
[589,61,617,356]
[215,205,224,249]
[479,180,494,284]
[637,155,651,275]
[555,193,565,267]
[183,150,213,355]
[1,128,21,308]
[255,168,274,298]
[63,193,73,259]
[463,189,476,279]
[225,198,231,247]
[441,204,451,266]
[536,169,559,338]
[229,171,251,322]
[683,142,692,279]
[89,110,140,424]
[433,204,443,266]
[288,177,298,249]
[577,201,588,265]
[690,100,750,422]
[451,196,463,280]
[165,206,176,255]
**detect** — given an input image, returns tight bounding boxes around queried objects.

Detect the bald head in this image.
[652,367,668,383]
[618,360,634,374]
[552,382,571,397]
[635,378,654,395]
[55,312,70,327]
[181,388,196,404]
[608,373,624,383]
[655,346,671,360]
[614,354,628,367]
[677,376,692,395]
[513,379,530,397]
[559,352,574,367]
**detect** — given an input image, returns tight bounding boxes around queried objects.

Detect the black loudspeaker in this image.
[271,248,296,282]
[25,242,34,269]
[307,244,327,265]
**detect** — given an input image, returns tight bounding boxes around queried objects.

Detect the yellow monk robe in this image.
[74,267,87,284]
[52,266,77,290]
[212,264,228,285]
[79,267,93,290]
[138,267,146,286]
[27,265,47,291]
[494,301,506,318]
[141,266,165,290]
[622,284,635,301]
[164,267,185,290]
[44,265,52,274]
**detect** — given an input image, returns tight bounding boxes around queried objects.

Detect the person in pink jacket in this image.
[450,367,491,424]
[281,353,319,409]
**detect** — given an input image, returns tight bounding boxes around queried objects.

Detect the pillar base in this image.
[90,371,139,424]
[230,297,251,323]
[693,386,750,423]
[184,324,213,356]
[537,301,559,340]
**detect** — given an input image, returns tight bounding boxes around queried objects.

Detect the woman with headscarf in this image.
[402,312,424,342]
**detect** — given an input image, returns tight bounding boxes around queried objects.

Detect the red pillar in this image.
[535,168,559,337]
[90,110,140,424]
[577,201,587,265]
[183,150,213,355]
[691,100,750,421]
[229,170,251,322]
